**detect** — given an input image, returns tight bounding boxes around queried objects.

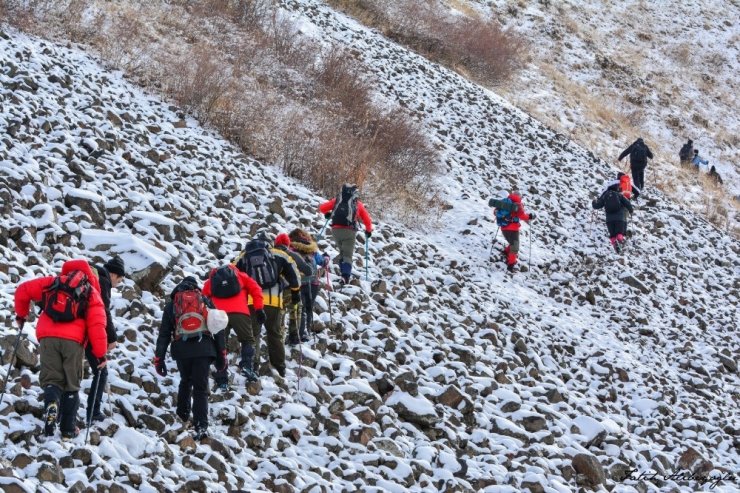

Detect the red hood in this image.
[61,259,101,293]
[508,193,522,204]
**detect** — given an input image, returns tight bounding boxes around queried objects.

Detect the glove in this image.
[153,356,167,377]
[96,356,107,369]
[365,231,372,239]
[15,316,25,328]
[528,213,536,220]
[324,213,331,219]
[215,349,228,372]
[291,290,301,305]
[254,309,267,326]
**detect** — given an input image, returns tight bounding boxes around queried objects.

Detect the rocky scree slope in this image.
[0,25,738,493]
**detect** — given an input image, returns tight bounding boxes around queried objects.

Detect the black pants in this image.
[300,284,320,335]
[84,345,107,419]
[606,220,626,238]
[176,357,211,429]
[631,166,645,190]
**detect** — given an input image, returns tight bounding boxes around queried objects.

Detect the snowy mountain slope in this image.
[0,18,739,493]
[481,0,740,211]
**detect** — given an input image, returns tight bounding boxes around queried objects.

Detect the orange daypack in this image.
[619,174,632,199]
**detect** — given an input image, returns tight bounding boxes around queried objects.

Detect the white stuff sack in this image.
[207,309,228,335]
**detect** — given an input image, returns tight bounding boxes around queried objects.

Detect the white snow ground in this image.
[0,11,738,493]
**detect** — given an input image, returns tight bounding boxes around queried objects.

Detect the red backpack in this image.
[42,271,91,322]
[619,174,632,199]
[173,290,208,340]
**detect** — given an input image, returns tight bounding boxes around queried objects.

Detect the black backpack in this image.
[238,240,278,288]
[632,142,647,162]
[210,265,241,298]
[331,185,358,228]
[604,190,623,214]
[42,270,92,322]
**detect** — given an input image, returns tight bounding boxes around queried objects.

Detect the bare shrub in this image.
[327,0,528,87]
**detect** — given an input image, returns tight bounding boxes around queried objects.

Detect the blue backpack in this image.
[490,197,519,227]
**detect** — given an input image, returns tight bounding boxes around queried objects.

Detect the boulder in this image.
[572,453,606,489]
[436,385,474,414]
[520,415,547,433]
[36,463,63,483]
[64,191,105,226]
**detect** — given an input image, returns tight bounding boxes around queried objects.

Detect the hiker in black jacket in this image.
[593,183,634,253]
[618,138,653,191]
[85,256,125,423]
[275,233,312,345]
[679,139,693,166]
[153,277,227,440]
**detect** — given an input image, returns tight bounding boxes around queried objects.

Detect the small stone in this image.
[179,435,197,454]
[520,415,547,433]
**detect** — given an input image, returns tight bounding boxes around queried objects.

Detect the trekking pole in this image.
[528,222,533,277]
[315,217,330,243]
[489,227,500,256]
[0,321,26,412]
[364,236,370,282]
[85,363,103,445]
[307,282,316,343]
[294,304,303,389]
[107,383,112,416]
[325,268,333,329]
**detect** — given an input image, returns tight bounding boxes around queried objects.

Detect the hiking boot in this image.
[176,409,190,423]
[298,331,310,343]
[216,382,230,392]
[240,366,258,383]
[85,412,106,424]
[44,402,58,437]
[61,427,80,440]
[507,263,516,273]
[193,427,208,441]
[285,333,300,346]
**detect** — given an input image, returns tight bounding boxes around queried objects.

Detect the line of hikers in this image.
[8,184,373,441]
[679,138,723,184]
[489,137,652,265]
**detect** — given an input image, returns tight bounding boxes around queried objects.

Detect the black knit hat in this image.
[104,256,126,277]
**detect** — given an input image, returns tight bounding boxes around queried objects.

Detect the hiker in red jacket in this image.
[14,259,107,439]
[498,192,535,272]
[203,264,265,386]
[318,184,373,284]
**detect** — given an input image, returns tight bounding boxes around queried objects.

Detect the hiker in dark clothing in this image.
[203,264,264,387]
[285,229,329,343]
[593,183,634,253]
[275,233,312,345]
[708,166,723,185]
[154,277,227,440]
[234,232,300,377]
[318,184,373,285]
[679,139,693,166]
[618,138,653,190]
[85,256,125,423]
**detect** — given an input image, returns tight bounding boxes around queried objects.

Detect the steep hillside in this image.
[1,16,739,493]
[483,0,739,226]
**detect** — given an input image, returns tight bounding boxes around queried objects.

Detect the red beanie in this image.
[275,233,290,247]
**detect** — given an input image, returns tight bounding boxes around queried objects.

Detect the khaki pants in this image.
[225,312,254,347]
[39,337,84,392]
[332,228,357,264]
